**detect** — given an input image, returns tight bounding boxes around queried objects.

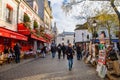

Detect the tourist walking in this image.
[51,42,57,58]
[41,46,47,58]
[76,44,82,60]
[57,44,62,59]
[66,43,75,71]
[61,43,66,59]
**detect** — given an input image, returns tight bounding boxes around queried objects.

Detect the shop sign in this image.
[0,32,2,36]
[10,35,16,38]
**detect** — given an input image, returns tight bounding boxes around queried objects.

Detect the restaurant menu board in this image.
[96,50,107,78]
[98,50,106,65]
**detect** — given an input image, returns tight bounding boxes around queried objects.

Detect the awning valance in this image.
[31,34,46,42]
[18,23,31,35]
[45,33,52,39]
[92,39,119,43]
[0,27,28,41]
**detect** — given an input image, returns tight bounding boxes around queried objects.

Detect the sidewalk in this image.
[0,58,35,73]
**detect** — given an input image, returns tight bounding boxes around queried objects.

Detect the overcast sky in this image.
[49,0,83,33]
[48,0,120,33]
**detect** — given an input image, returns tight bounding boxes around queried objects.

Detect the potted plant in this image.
[23,13,31,28]
[33,20,38,29]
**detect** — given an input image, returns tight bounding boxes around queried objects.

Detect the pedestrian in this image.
[14,43,21,63]
[76,44,82,60]
[41,46,46,58]
[4,46,9,58]
[66,43,75,71]
[51,42,56,58]
[7,47,14,63]
[61,43,66,59]
[57,44,62,59]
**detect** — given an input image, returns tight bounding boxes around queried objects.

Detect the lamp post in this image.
[82,32,84,48]
[92,20,97,43]
[82,32,84,43]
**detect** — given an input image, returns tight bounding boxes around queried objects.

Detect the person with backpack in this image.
[51,42,57,58]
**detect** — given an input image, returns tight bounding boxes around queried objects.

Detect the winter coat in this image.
[76,46,81,54]
[61,45,66,52]
[57,45,62,53]
[14,44,21,55]
[51,43,56,53]
[66,47,75,59]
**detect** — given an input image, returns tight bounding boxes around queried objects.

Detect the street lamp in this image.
[92,20,97,43]
[82,32,84,43]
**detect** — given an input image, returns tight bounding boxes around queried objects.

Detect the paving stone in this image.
[0,54,104,80]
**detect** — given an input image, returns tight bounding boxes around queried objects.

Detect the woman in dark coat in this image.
[66,43,75,71]
[57,44,62,59]
[14,43,21,63]
[76,44,82,60]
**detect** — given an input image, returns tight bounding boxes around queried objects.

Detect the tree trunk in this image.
[110,0,120,44]
[107,23,111,44]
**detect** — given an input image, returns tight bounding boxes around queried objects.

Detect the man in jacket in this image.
[66,43,75,71]
[14,43,21,63]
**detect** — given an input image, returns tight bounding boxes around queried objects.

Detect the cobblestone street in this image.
[0,54,103,80]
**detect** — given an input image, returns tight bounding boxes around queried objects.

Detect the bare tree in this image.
[62,0,120,43]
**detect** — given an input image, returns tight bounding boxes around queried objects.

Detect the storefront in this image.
[0,27,28,52]
[18,23,47,52]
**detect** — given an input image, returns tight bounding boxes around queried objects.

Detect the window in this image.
[6,4,13,23]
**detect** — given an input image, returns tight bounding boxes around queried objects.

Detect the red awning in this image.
[31,34,46,42]
[0,27,28,41]
[45,33,52,39]
[46,40,50,43]
[6,4,13,10]
[18,23,31,35]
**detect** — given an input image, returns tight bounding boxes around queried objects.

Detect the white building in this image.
[75,30,92,43]
[56,31,74,46]
[75,24,119,43]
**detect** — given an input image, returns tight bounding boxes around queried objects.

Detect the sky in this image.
[48,0,120,33]
[49,0,83,33]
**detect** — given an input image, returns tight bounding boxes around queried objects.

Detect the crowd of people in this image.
[1,40,119,74]
[50,42,83,71]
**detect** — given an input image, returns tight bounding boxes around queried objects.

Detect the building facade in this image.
[0,0,28,52]
[0,0,53,53]
[75,23,118,44]
[26,0,53,44]
[56,31,74,46]
[75,30,92,43]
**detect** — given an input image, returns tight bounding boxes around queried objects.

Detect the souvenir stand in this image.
[96,33,107,78]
